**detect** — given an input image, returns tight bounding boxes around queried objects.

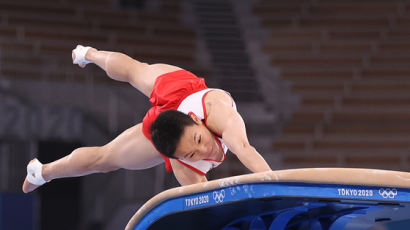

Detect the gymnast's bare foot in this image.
[22,177,41,193]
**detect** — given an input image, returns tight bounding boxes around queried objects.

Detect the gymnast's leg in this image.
[22,45,180,193]
[72,45,182,97]
[23,123,163,193]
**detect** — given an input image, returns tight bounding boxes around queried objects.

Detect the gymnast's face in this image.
[174,116,220,162]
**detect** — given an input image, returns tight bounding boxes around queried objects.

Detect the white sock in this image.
[72,45,93,66]
[27,158,47,185]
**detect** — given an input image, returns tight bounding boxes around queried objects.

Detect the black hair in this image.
[150,110,196,159]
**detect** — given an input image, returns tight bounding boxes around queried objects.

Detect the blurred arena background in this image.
[1,0,410,229]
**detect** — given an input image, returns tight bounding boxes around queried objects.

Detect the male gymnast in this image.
[22,45,271,193]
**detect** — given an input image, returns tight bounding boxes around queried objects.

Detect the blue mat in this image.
[126,169,410,230]
[133,182,410,230]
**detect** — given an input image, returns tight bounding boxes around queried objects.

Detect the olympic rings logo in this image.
[213,190,225,203]
[378,188,398,199]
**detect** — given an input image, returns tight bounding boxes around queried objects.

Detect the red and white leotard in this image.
[176,88,236,175]
[142,69,236,175]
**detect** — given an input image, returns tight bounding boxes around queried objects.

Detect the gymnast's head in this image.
[151,110,217,162]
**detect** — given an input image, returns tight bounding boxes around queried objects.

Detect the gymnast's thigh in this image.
[103,123,164,170]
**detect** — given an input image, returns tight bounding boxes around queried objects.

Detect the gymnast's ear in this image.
[188,112,202,125]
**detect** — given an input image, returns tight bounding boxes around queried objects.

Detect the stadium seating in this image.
[0,0,203,83]
[254,0,410,171]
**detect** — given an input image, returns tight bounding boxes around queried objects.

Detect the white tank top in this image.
[176,88,237,175]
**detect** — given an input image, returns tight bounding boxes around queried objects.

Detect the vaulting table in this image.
[125,168,410,230]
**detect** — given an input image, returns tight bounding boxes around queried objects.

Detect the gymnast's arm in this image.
[205,92,272,173]
[170,159,208,186]
[222,118,271,173]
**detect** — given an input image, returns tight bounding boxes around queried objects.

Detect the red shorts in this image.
[142,70,208,172]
